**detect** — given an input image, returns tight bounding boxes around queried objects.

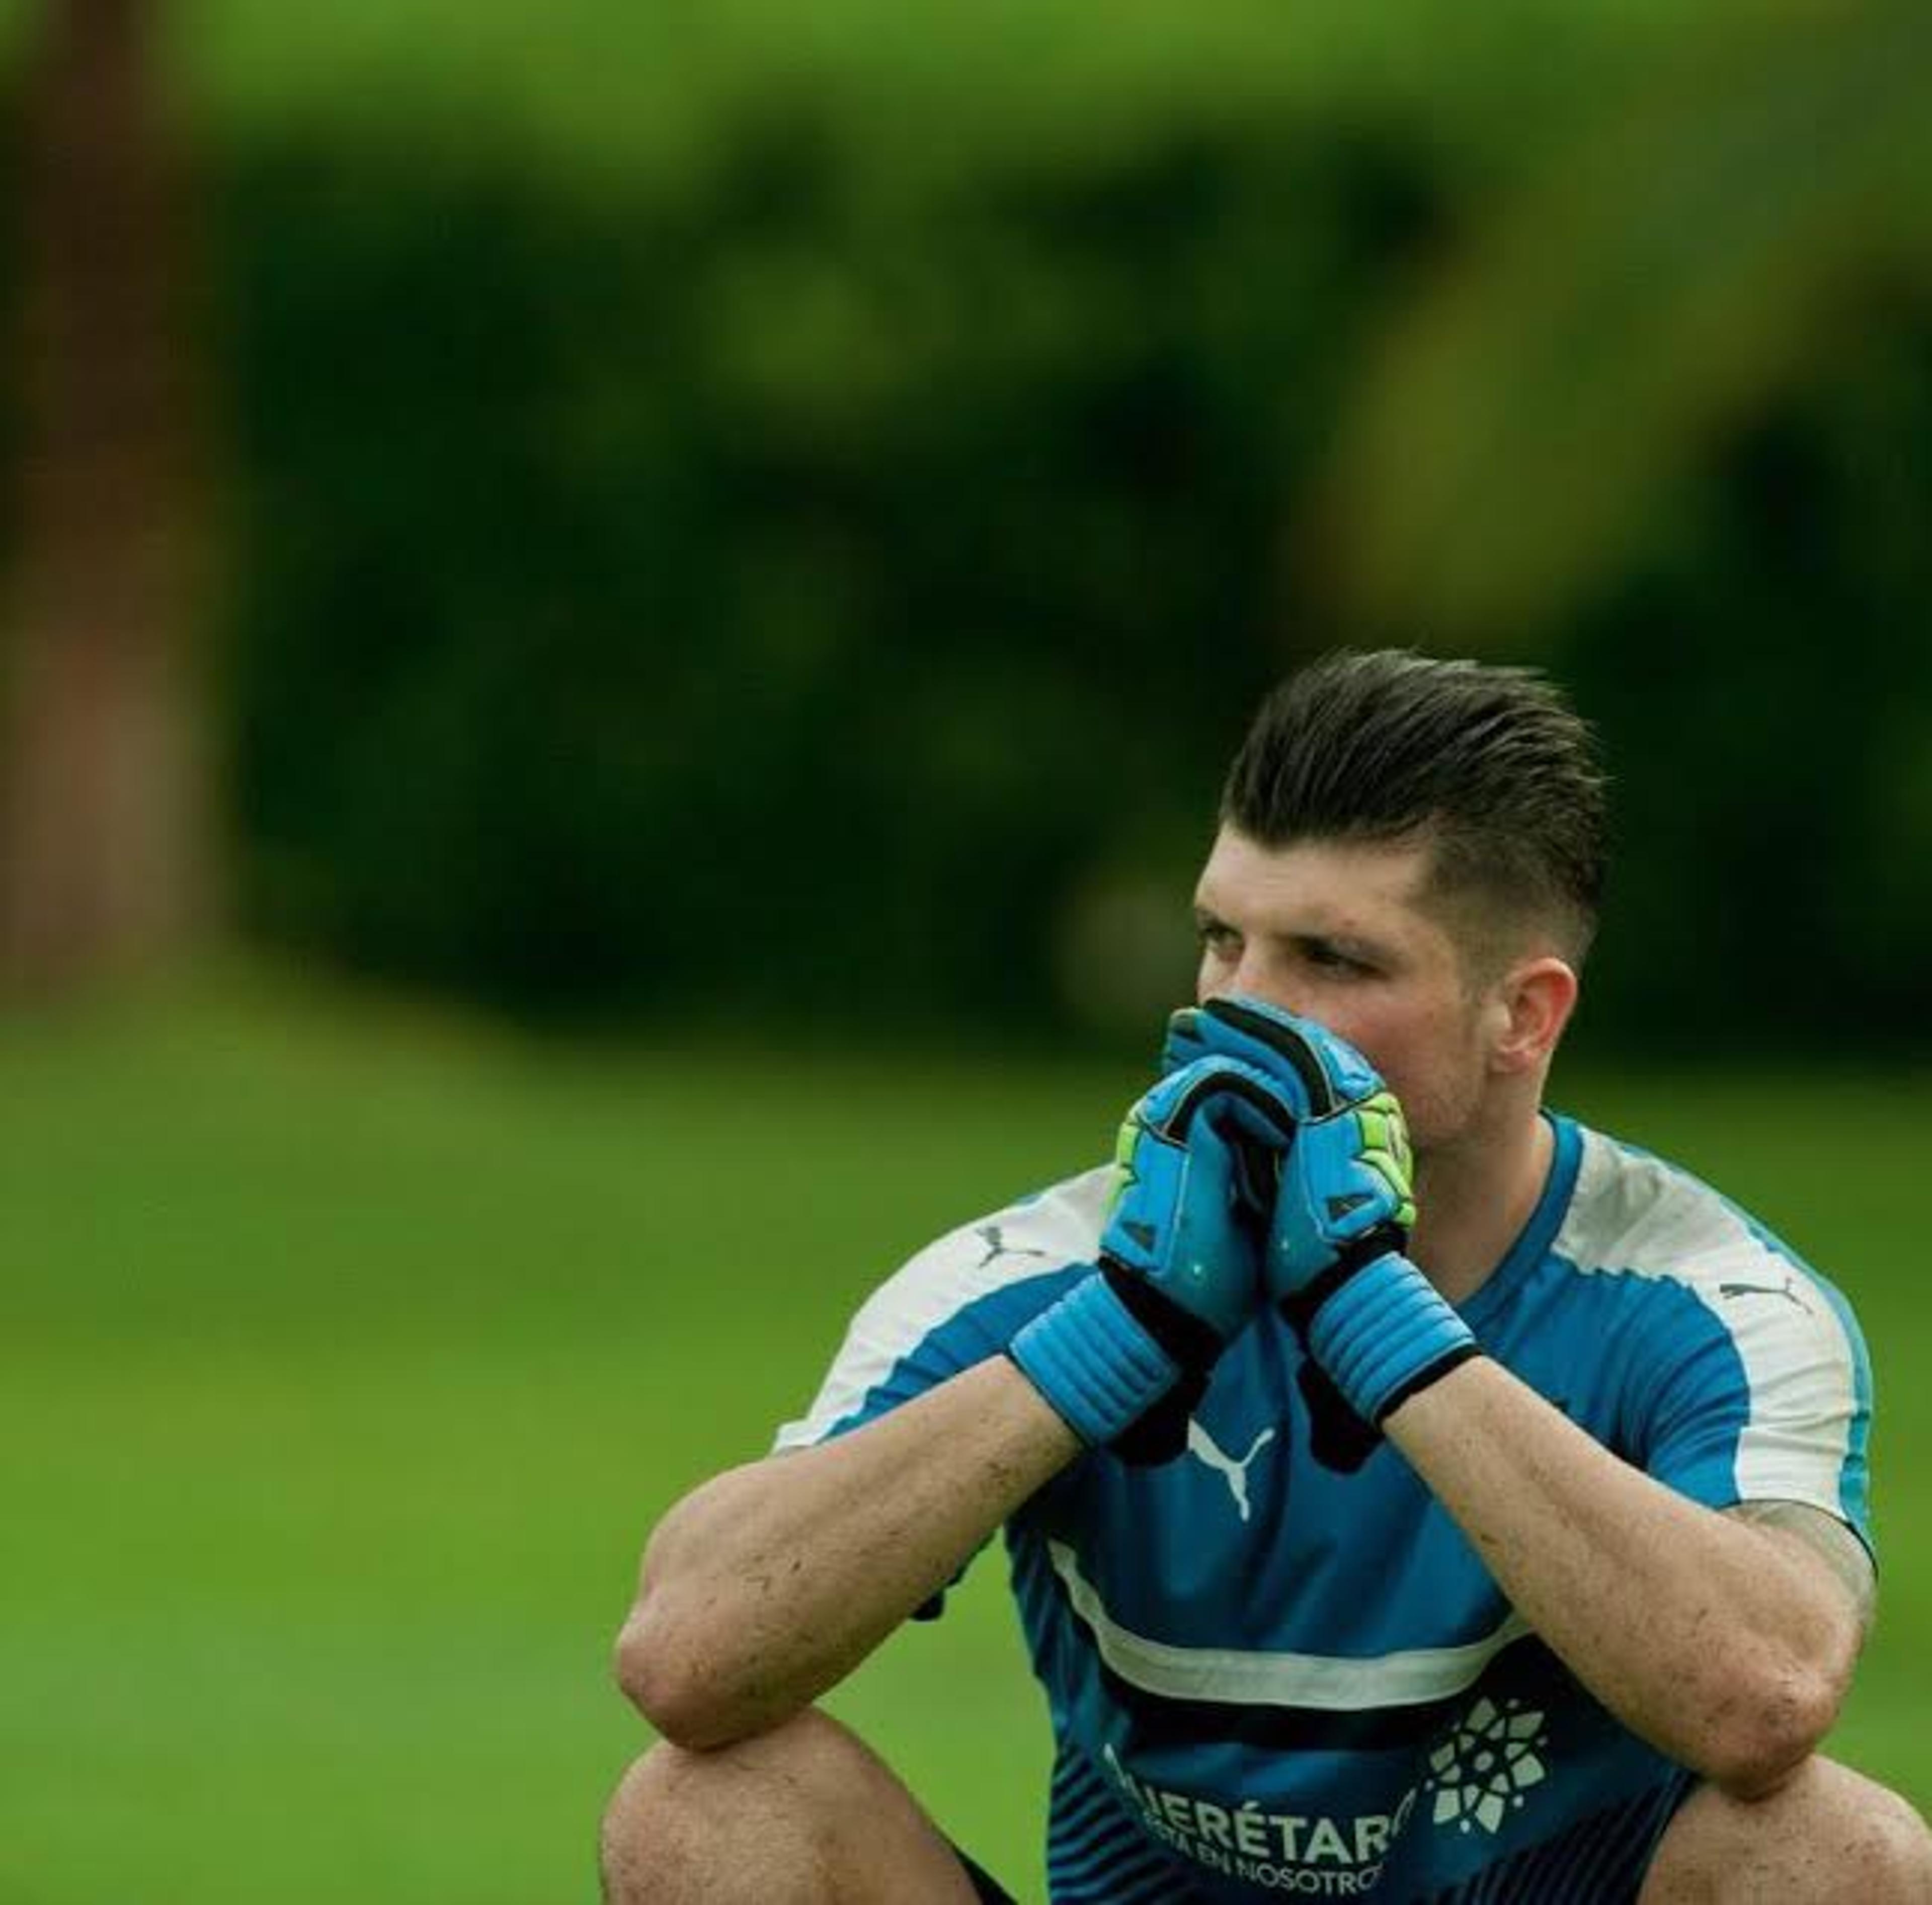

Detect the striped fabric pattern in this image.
[1416,1772,1696,1904]
[1046,1747,1216,1904]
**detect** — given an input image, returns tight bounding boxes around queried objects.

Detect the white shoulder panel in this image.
[772,1163,1114,1450]
[1554,1128,1863,1509]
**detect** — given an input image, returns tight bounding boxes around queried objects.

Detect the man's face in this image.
[1191,827,1499,1153]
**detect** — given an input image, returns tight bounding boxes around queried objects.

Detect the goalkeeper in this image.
[602,652,1930,1902]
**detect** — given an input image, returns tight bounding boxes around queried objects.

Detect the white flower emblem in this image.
[1425,1696,1550,1835]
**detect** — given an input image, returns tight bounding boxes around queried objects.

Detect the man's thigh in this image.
[1640,1756,1932,1903]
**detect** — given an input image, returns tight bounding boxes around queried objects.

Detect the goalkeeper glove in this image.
[1008,1054,1294,1458]
[1166,996,1481,1426]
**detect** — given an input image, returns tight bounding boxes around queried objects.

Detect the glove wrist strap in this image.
[1008,1269,1181,1447]
[1098,1258,1225,1372]
[1302,1250,1480,1426]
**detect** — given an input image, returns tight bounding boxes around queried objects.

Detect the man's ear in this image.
[1486,957,1578,1076]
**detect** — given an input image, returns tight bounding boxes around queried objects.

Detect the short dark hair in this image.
[1221,650,1608,966]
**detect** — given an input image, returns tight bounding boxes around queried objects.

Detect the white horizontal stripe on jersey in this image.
[773,1165,1116,1451]
[1553,1130,1862,1511]
[1049,1541,1532,1710]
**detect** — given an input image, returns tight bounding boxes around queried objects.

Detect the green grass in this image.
[1,987,1926,1903]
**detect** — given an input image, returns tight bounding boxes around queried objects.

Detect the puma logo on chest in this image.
[1185,1418,1277,1522]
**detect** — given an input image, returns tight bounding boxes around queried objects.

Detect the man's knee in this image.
[1645,1757,1932,1903]
[600,1742,731,1905]
[599,1710,979,1905]
[1856,1781,1932,1899]
[1797,1772,1932,1901]
[601,1721,841,1905]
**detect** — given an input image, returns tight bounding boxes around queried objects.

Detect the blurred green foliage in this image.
[20,0,1931,1046]
[1331,0,1932,632]
[1,992,1926,1902]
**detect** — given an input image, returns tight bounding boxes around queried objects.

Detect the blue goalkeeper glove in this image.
[1165,996,1481,1426]
[1008,1054,1296,1460]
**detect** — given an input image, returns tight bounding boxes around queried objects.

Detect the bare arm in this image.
[615,1355,1080,1750]
[1729,1498,1876,1629]
[1385,1357,1865,1798]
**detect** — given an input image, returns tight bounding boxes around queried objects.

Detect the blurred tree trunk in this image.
[0,0,217,995]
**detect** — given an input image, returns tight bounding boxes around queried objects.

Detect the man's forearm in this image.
[1385,1357,1859,1797]
[616,1357,1080,1750]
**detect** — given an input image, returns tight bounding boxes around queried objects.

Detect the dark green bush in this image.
[218,121,1446,1036]
[199,36,1932,1053]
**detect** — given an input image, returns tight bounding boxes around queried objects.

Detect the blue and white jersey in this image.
[774,1115,1874,1903]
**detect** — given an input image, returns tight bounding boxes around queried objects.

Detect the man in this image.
[604,652,1931,1901]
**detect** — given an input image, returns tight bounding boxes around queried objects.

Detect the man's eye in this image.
[1196,921,1240,956]
[1304,942,1363,974]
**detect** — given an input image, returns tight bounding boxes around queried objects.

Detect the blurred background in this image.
[3,0,1929,1897]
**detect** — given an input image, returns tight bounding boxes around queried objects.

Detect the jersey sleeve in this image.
[768,1167,1110,1618]
[1625,1236,1873,1554]
[771,1165,1111,1453]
